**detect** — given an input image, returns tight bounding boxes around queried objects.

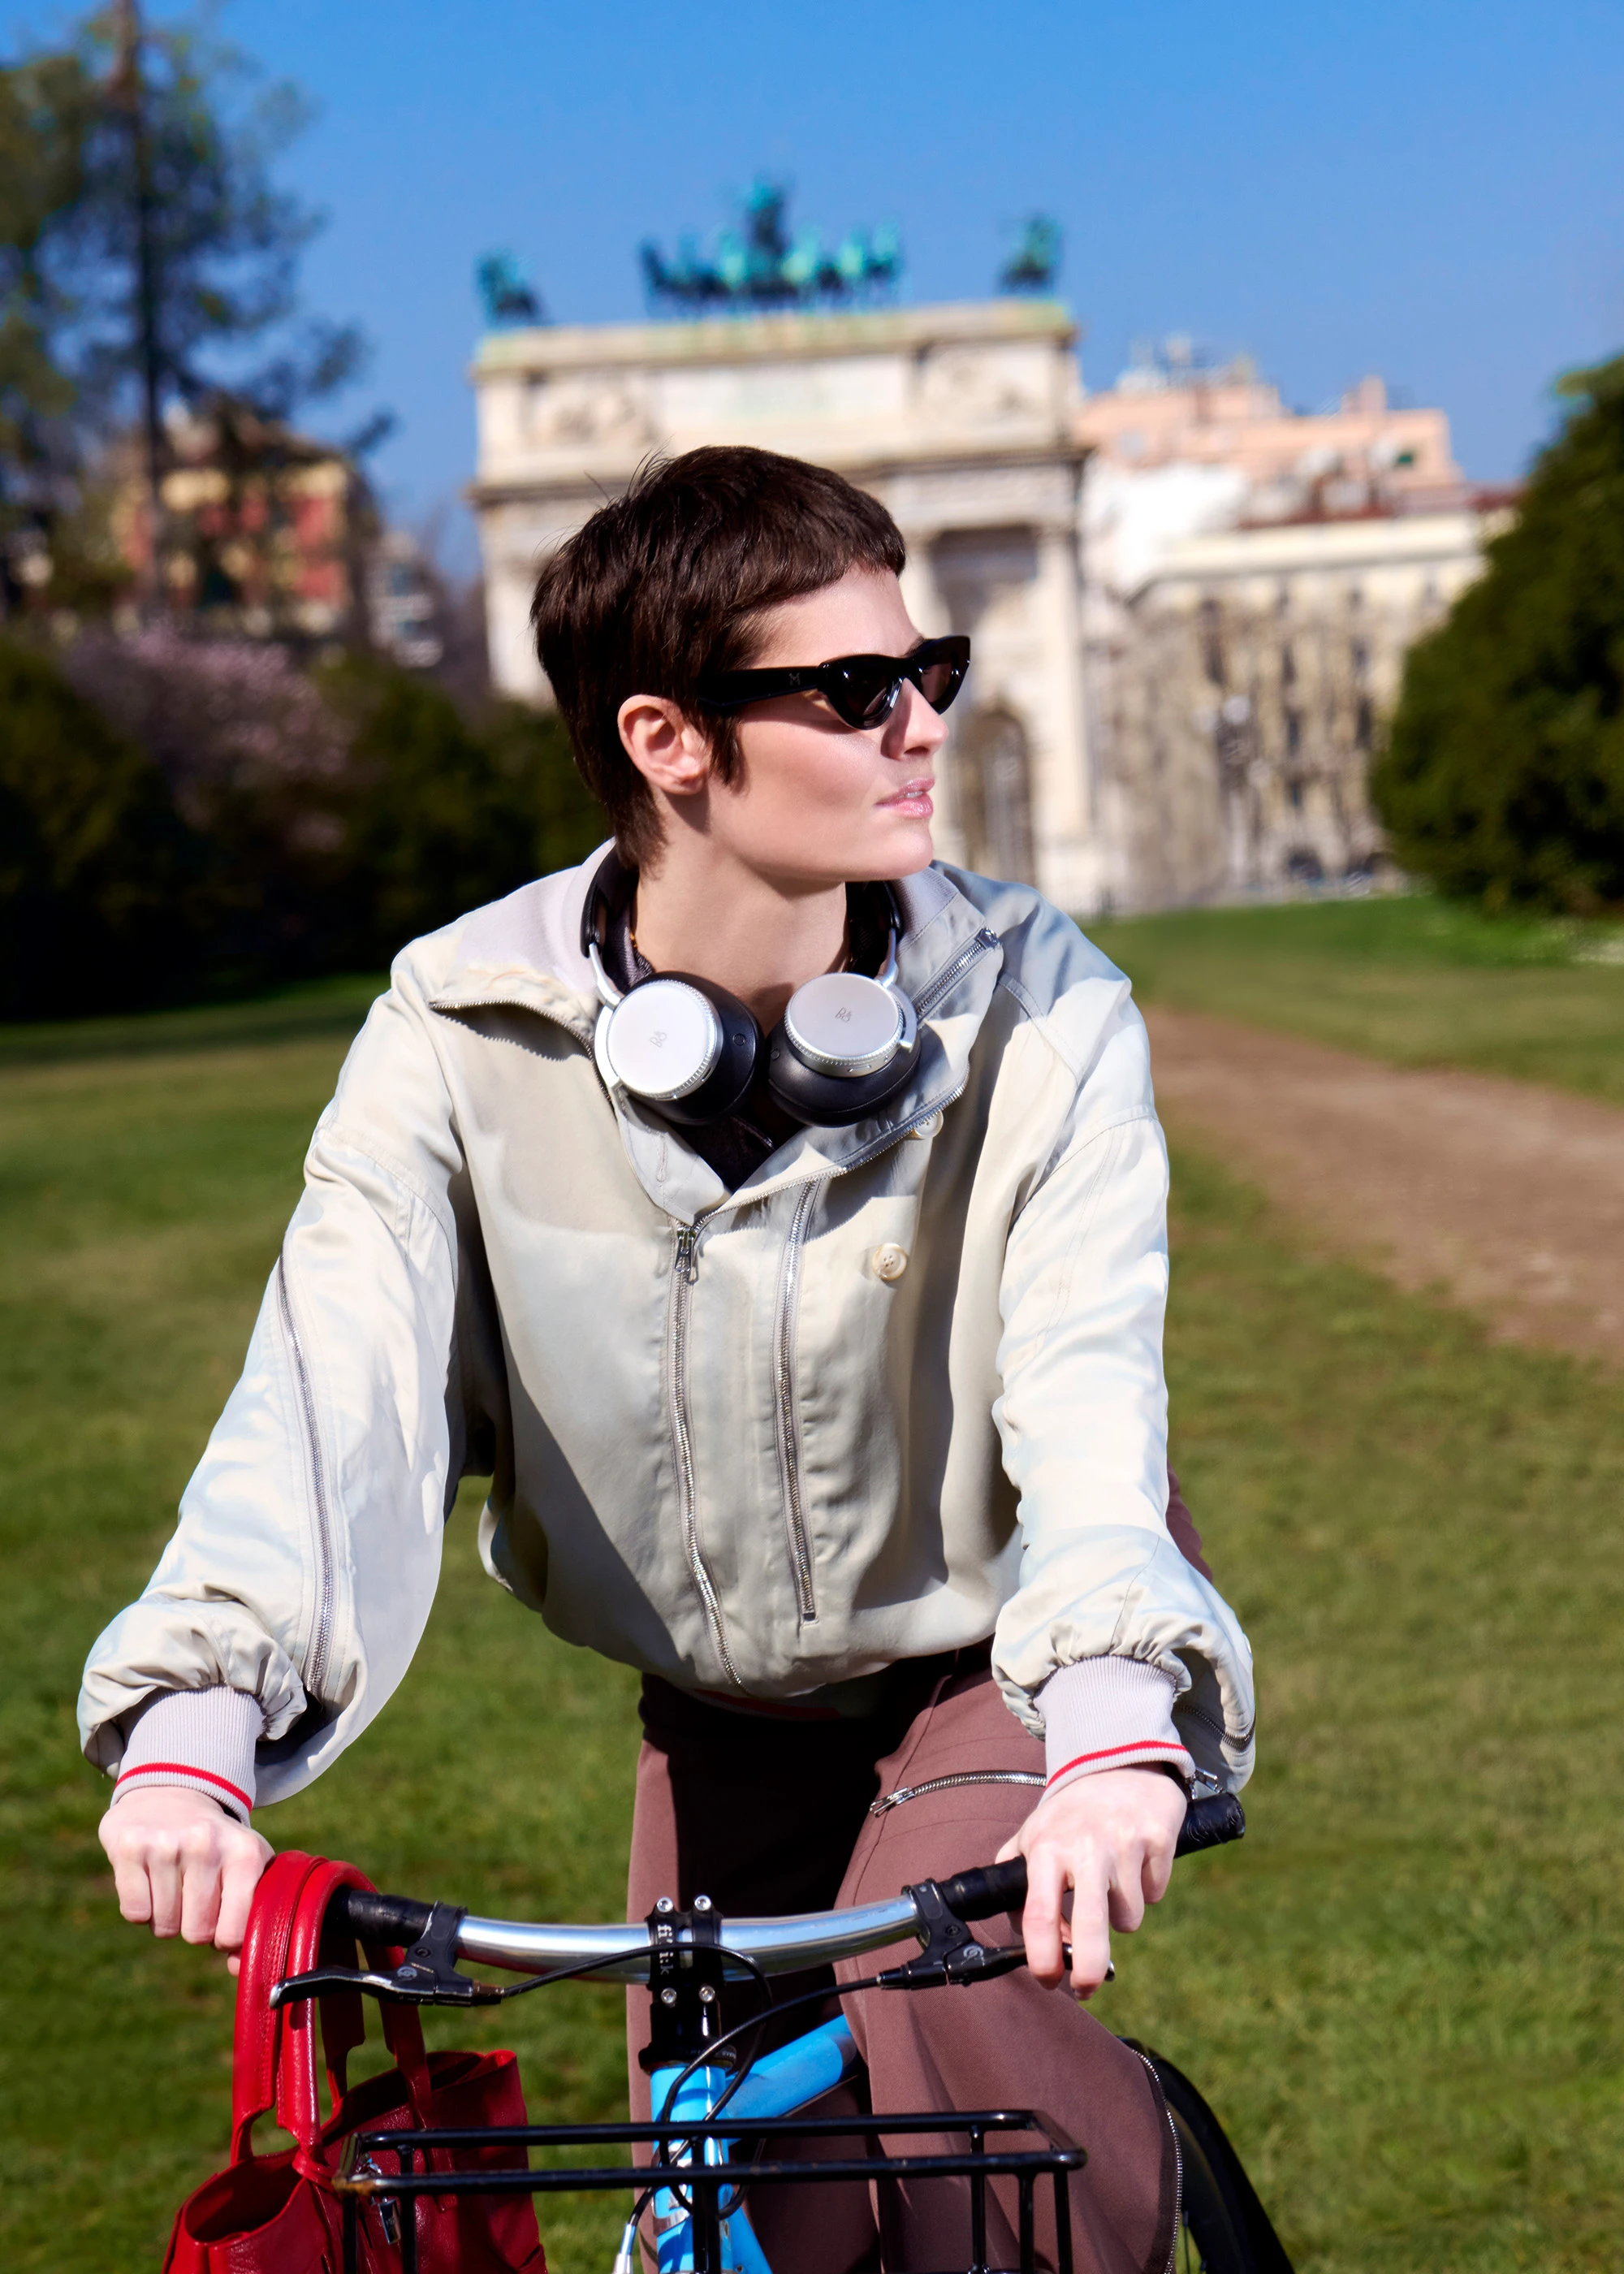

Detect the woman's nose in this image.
[884,678,949,759]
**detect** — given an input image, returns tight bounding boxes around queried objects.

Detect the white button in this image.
[909,1112,944,1141]
[872,1243,909,1283]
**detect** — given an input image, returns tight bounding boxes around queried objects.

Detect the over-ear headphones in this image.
[581,850,921,1131]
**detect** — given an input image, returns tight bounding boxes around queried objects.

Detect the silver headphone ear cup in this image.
[782,972,908,1076]
[603,979,725,1101]
[594,1004,619,1089]
[596,973,760,1124]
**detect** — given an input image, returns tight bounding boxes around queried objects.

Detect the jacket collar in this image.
[429,849,1004,1221]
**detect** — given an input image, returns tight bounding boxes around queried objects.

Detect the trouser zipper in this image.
[668,1219,739,1686]
[869,1768,1044,1818]
[275,1253,335,1702]
[774,1184,818,1624]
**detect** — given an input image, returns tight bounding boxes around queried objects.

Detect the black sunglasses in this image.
[698,633,971,732]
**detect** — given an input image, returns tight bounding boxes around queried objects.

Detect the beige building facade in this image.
[1096,506,1506,906]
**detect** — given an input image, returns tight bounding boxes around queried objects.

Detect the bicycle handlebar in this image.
[328,1792,1244,1982]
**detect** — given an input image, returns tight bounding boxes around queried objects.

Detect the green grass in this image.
[1088,893,1624,1105]
[2,996,1622,2270]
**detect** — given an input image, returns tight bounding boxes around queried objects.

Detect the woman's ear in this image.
[618,694,715,801]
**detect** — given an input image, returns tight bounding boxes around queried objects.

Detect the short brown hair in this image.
[530,445,906,866]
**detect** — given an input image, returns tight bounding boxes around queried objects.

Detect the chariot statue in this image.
[641,179,901,313]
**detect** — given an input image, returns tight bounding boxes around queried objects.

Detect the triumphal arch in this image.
[469,300,1103,910]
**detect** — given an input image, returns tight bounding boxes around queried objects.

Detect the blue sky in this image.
[15,1,1624,564]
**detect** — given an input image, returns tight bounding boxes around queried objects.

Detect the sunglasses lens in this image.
[829,659,903,728]
[917,655,965,713]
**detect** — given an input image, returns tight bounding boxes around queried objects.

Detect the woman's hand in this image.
[99,1788,273,1976]
[997,1767,1186,1998]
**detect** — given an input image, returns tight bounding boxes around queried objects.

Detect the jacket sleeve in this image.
[987,995,1255,1793]
[77,979,483,1806]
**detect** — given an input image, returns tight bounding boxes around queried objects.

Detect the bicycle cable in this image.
[650,1970,894,2221]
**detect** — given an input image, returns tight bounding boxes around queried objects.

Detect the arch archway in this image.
[955,704,1036,884]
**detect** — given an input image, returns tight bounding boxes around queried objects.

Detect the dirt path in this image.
[1144,1005,1624,1367]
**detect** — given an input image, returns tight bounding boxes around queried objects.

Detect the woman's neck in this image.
[630,845,849,1029]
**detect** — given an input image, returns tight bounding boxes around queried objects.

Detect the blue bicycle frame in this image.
[637,2017,861,2274]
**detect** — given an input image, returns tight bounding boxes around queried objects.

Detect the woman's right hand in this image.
[99,1787,273,1976]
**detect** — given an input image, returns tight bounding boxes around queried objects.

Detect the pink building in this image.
[1078,354,1464,519]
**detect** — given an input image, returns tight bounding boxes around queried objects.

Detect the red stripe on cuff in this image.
[1045,1740,1188,1786]
[114,1762,253,1814]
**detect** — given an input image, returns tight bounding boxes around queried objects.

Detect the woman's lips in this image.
[880,777,935,816]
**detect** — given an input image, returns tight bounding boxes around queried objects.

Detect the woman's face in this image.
[702,566,949,888]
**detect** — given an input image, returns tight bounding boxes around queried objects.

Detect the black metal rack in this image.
[336,2105,1086,2274]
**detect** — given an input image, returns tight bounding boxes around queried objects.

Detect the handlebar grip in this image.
[1175,1790,1246,1855]
[936,1856,1030,1922]
[330,1887,435,1946]
[937,1793,1246,1922]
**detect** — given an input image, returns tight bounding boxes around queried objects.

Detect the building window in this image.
[1287,779,1304,811]
[1350,639,1369,678]
[1347,585,1363,612]
[1281,643,1297,688]
[1285,708,1302,759]
[1355,697,1374,750]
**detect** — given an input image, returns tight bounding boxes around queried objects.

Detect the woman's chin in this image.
[869,816,935,876]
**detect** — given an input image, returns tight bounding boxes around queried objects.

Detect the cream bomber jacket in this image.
[79,854,1256,1809]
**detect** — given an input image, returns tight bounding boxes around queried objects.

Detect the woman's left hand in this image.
[996,1767,1186,1997]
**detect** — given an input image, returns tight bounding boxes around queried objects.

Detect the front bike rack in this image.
[333,2104,1086,2274]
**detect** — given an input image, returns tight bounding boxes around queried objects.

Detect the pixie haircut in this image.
[530,444,906,867]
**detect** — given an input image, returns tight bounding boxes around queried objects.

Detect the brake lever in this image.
[879,1878,1029,1989]
[270,1900,502,2009]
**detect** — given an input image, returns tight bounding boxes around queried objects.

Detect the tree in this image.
[0,50,97,599]
[0,5,376,615]
[0,634,206,1014]
[1372,355,1624,914]
[316,659,606,969]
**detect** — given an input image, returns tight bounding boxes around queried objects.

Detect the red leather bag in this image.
[164,1851,546,2274]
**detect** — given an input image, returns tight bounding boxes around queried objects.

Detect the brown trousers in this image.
[627,1655,1177,2274]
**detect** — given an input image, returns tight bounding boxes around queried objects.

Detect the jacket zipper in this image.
[275,1254,335,1702]
[868,1768,1044,1819]
[911,927,1000,1020]
[667,1218,741,1685]
[774,1184,819,1623]
[764,929,1000,1626]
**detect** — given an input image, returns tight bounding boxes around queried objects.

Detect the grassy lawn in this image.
[1088,893,1624,1105]
[2,993,1622,2271]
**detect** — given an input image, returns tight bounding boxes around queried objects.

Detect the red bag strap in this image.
[278,1857,432,2168]
[231,1850,318,2162]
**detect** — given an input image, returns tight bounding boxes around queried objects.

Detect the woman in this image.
[83,445,1254,2274]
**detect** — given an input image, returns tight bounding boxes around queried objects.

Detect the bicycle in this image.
[272,1792,1290,2274]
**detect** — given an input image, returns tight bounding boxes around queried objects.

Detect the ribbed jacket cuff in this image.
[111,1688,262,1823]
[1039,1658,1193,1797]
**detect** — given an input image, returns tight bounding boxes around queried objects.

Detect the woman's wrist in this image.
[110,1687,263,1824]
[1038,1657,1194,1800]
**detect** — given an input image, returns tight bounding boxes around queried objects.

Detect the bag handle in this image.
[231,1850,319,2162]
[231,1852,432,2167]
[279,1857,433,2171]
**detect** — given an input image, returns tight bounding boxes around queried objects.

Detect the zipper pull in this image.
[674,1223,700,1284]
